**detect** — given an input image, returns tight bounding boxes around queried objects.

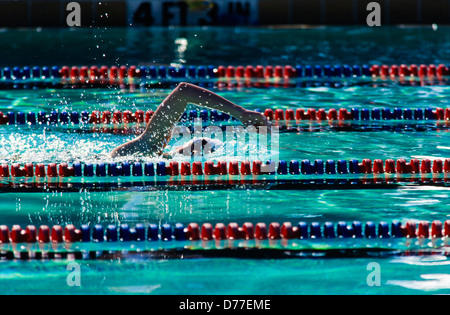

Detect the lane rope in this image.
[0,220,449,260]
[1,107,450,126]
[0,159,449,192]
[1,158,449,178]
[0,64,448,89]
[1,220,448,243]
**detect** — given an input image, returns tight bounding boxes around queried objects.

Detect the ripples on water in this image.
[0,84,449,164]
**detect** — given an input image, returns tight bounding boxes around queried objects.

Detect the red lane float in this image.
[214,223,227,240]
[25,225,37,243]
[370,64,449,79]
[187,223,200,241]
[201,223,213,241]
[38,225,50,243]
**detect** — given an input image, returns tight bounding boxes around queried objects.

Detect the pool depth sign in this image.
[63,0,258,27]
[129,0,257,26]
[0,0,446,27]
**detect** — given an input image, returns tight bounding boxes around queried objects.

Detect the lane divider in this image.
[0,109,236,125]
[0,158,449,192]
[216,64,450,80]
[1,220,449,244]
[263,107,450,122]
[1,107,449,126]
[1,64,448,80]
[1,64,448,87]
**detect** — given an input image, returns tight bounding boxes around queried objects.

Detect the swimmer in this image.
[111,82,270,158]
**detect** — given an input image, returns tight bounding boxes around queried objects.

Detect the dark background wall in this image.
[0,0,448,27]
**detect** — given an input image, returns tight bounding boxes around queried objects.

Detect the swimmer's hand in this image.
[240,110,271,129]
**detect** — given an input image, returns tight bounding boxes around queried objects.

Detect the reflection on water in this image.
[390,256,450,266]
[388,274,450,291]
[388,256,450,291]
[0,187,449,228]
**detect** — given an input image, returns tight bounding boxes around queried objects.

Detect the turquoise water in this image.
[2,258,450,295]
[0,26,450,295]
[1,85,450,295]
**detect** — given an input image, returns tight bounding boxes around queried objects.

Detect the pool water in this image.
[0,26,450,295]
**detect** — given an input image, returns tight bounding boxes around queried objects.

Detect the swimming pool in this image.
[0,26,450,295]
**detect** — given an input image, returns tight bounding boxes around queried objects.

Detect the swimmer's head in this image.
[170,137,223,157]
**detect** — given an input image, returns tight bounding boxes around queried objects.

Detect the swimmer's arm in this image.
[111,82,268,157]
